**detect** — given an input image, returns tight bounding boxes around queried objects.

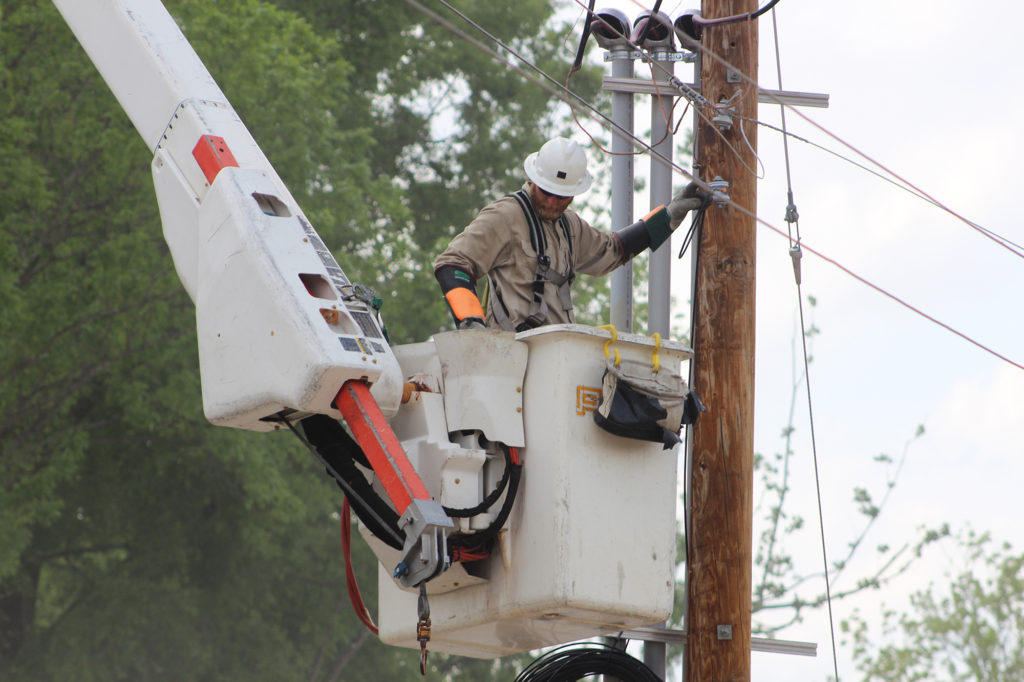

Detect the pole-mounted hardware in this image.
[712,108,735,131]
[708,176,731,206]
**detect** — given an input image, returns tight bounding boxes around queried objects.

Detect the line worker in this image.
[434,136,703,331]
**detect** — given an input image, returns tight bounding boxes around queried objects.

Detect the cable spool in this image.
[514,643,662,682]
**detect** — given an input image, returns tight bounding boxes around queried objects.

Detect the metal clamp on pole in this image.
[708,176,731,207]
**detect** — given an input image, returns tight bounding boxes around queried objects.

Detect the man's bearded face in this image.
[529,182,574,221]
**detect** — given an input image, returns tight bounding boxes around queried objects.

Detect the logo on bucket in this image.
[575,385,602,416]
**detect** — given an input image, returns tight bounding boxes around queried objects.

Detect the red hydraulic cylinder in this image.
[334,379,432,516]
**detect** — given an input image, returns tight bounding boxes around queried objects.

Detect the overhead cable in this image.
[693,0,782,26]
[414,0,1024,371]
[759,215,1024,370]
[744,115,1024,259]
[782,100,1024,262]
[648,0,1024,263]
[769,8,841,682]
[613,0,1024,369]
[404,0,680,178]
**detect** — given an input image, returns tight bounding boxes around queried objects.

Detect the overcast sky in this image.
[563,0,1024,678]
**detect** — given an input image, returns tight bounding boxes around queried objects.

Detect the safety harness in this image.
[491,190,576,332]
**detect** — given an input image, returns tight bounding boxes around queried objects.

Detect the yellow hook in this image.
[598,324,620,366]
[651,332,661,373]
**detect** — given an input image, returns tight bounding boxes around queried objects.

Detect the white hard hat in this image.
[523,137,593,196]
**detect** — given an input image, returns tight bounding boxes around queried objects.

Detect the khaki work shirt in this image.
[434,184,626,329]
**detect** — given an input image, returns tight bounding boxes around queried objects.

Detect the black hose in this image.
[750,0,782,20]
[296,414,405,550]
[569,0,596,75]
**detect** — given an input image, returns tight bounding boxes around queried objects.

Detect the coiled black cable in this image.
[513,643,662,682]
[448,445,522,559]
[678,192,714,260]
[443,443,513,518]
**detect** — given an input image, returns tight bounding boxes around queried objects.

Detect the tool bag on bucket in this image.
[593,356,704,450]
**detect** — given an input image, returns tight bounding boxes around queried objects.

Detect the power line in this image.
[744,115,1024,258]
[411,0,1024,371]
[768,8,841,681]
[404,0,679,174]
[653,0,1024,261]
[606,0,1024,262]
[759,214,1024,370]
[587,1,1024,370]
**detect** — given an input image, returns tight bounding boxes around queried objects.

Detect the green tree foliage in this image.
[0,0,600,679]
[751,416,945,635]
[844,531,1024,682]
[275,0,605,339]
[747,298,947,635]
[1,0,171,589]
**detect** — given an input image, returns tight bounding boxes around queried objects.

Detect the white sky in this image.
[561,0,1024,679]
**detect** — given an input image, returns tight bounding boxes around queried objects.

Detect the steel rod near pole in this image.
[609,49,636,331]
[648,49,674,338]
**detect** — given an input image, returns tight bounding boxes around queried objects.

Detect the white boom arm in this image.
[51,0,401,429]
[52,0,451,589]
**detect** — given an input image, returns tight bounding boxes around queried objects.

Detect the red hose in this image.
[341,498,378,635]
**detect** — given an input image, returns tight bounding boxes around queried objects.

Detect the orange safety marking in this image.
[334,380,432,514]
[192,134,239,184]
[444,288,485,321]
[642,204,666,221]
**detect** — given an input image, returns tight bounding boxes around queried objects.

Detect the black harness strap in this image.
[510,190,546,255]
[492,191,575,332]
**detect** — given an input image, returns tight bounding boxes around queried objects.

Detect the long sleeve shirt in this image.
[434,184,626,329]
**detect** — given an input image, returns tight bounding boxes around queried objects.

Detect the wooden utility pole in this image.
[685,0,757,679]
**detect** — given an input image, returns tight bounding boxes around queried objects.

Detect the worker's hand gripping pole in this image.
[334,380,452,587]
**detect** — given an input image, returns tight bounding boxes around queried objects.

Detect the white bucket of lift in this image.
[376,324,692,659]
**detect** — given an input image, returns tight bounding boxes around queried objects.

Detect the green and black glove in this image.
[615,182,708,257]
